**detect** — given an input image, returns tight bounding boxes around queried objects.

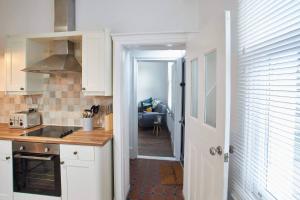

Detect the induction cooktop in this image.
[22,126,81,138]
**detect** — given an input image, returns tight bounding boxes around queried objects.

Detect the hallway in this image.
[138,128,173,157]
[127,159,183,200]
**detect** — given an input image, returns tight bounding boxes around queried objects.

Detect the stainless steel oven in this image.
[13,142,61,197]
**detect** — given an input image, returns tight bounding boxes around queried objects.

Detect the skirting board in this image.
[137,155,177,161]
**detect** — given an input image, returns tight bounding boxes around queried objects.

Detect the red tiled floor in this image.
[127,159,184,200]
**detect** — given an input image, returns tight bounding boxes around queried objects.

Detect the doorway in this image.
[112,33,189,200]
[129,50,186,161]
[137,60,175,158]
[129,49,186,199]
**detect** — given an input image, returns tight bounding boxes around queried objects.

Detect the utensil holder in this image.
[83,118,93,131]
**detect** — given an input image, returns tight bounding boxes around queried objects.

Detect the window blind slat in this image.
[230,0,300,200]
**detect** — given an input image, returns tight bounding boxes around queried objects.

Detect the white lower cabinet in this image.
[0,141,13,200]
[60,141,112,200]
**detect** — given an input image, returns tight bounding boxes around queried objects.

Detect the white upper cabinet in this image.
[5,37,44,95]
[82,30,112,96]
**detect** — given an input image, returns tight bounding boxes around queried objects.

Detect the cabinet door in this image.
[0,154,13,200]
[6,38,26,92]
[0,141,13,200]
[82,34,105,94]
[61,160,95,200]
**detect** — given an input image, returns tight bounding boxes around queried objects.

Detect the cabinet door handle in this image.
[82,87,86,91]
[5,156,11,160]
[73,151,78,155]
[60,161,65,165]
[20,87,24,91]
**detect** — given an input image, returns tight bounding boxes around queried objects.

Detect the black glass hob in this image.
[22,126,81,138]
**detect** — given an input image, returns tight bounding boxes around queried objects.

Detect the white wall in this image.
[0,0,199,55]
[76,0,199,33]
[137,61,168,103]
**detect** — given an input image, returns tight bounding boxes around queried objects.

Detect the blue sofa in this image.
[138,99,167,128]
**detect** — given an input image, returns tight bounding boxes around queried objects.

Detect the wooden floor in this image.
[138,127,173,157]
[127,159,184,200]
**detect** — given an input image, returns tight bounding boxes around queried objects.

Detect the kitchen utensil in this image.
[82,110,91,118]
[90,105,100,116]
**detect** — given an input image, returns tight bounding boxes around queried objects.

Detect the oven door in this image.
[13,152,61,196]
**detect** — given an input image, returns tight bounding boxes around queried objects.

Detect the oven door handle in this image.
[14,154,54,161]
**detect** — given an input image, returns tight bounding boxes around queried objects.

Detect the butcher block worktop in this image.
[0,123,113,146]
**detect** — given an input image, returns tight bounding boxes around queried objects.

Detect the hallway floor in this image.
[127,159,184,200]
[138,127,173,157]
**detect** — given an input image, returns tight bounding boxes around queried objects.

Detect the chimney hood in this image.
[22,0,81,74]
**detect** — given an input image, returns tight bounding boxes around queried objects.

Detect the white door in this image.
[183,11,231,200]
[173,58,183,160]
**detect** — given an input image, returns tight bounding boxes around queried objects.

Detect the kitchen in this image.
[0,0,113,200]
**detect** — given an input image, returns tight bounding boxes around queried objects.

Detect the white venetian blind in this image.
[230,0,300,200]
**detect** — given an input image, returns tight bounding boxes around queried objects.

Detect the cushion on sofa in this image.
[141,97,153,111]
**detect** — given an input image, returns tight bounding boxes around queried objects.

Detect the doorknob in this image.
[210,146,223,156]
[210,147,217,156]
[216,146,223,156]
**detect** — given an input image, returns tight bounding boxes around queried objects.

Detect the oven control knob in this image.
[9,122,13,126]
[19,122,23,126]
[19,146,25,151]
[44,147,50,153]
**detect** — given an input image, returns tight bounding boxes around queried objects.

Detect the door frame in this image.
[112,32,189,200]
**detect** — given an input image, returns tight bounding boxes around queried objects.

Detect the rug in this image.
[160,163,183,185]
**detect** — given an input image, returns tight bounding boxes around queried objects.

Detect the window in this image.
[204,50,217,128]
[230,0,300,200]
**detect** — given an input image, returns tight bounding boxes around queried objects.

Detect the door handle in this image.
[210,147,217,156]
[14,154,54,161]
[216,146,223,156]
[210,146,223,156]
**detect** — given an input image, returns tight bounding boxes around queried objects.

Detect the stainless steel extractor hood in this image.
[23,0,81,74]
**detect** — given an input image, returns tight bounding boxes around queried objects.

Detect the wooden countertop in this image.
[0,124,113,146]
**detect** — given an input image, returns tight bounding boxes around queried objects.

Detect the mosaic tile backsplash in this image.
[0,73,112,127]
